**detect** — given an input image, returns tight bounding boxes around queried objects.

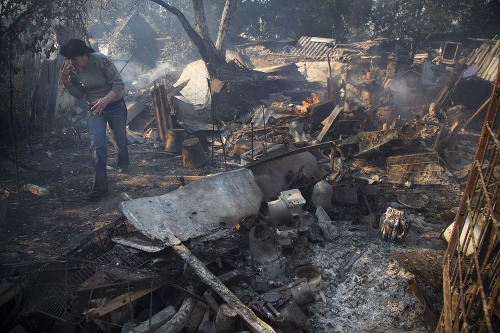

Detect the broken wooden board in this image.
[317,105,343,142]
[125,101,147,125]
[341,128,400,156]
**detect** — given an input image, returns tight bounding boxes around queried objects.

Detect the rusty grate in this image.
[19,244,151,320]
[437,66,500,333]
[386,152,443,185]
[1,219,157,322]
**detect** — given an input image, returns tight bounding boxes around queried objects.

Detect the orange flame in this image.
[295,94,320,115]
[302,94,320,108]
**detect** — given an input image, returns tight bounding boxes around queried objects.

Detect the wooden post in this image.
[159,84,173,130]
[152,84,167,142]
[152,83,175,143]
[214,303,237,333]
[165,128,186,153]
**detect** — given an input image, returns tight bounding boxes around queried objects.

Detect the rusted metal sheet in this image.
[386,152,443,185]
[466,39,500,82]
[289,36,335,61]
[120,169,263,243]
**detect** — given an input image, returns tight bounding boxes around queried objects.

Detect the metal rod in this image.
[215,120,228,171]
[251,122,254,161]
[8,30,20,204]
[119,52,135,73]
[262,105,267,156]
[208,78,215,165]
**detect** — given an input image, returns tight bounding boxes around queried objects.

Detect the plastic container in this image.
[311,180,333,208]
[23,184,50,197]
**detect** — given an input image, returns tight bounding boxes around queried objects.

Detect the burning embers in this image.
[295,93,320,115]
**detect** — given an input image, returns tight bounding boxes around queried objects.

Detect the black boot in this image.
[87,170,109,202]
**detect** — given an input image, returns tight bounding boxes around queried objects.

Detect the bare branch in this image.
[1,0,51,39]
[148,0,225,77]
[215,0,238,52]
[192,0,211,42]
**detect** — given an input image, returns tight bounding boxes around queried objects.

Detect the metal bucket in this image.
[165,128,186,153]
[249,225,285,280]
[295,265,322,292]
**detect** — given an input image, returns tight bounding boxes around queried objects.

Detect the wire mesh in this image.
[0,219,172,322]
[437,65,500,333]
[19,244,152,320]
[386,152,443,185]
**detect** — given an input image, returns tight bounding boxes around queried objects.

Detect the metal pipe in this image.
[215,120,227,171]
[262,106,267,156]
[251,122,254,161]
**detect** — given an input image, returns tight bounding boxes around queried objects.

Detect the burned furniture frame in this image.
[437,67,500,332]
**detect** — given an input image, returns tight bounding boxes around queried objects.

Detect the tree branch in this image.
[148,0,225,77]
[192,0,211,41]
[215,0,238,52]
[0,0,50,39]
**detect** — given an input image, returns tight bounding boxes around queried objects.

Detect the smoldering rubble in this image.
[1,36,499,333]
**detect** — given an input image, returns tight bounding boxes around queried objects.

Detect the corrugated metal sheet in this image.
[289,36,336,61]
[288,37,406,62]
[466,39,500,82]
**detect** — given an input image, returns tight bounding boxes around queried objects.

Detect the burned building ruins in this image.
[1,2,499,333]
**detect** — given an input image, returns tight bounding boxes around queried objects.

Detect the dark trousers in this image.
[86,98,129,192]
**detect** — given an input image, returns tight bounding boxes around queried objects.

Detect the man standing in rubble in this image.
[59,39,129,201]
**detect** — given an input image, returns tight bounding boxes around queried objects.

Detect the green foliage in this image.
[370,0,500,43]
[231,0,499,43]
[233,0,373,42]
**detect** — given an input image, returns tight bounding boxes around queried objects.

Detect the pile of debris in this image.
[1,36,498,333]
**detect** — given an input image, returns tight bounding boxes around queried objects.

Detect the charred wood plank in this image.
[152,85,168,142]
[170,241,277,333]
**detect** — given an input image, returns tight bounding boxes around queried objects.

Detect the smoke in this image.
[384,77,420,118]
[113,61,177,90]
[384,78,410,98]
